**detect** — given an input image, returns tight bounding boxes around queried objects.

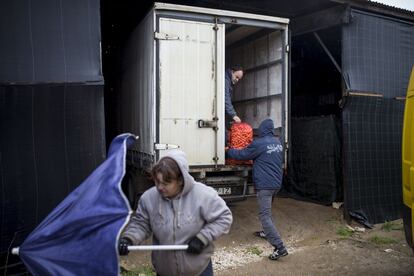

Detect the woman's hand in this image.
[118,237,132,255]
[186,236,207,254]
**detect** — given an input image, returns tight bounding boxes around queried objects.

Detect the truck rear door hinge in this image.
[154,143,180,151]
[286,44,290,52]
[154,32,180,40]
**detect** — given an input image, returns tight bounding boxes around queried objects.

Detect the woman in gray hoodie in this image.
[118,149,233,276]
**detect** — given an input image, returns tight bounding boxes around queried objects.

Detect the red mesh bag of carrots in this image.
[226,122,253,165]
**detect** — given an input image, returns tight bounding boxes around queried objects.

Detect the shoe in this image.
[268,247,288,260]
[254,231,266,239]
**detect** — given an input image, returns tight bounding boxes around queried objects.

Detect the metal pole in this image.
[313,32,350,89]
[128,245,188,251]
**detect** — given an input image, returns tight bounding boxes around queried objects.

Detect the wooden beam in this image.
[394,96,406,101]
[346,91,383,97]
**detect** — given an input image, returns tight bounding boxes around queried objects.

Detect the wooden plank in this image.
[346,91,383,97]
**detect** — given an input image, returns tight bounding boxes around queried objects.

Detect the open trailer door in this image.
[156,17,225,166]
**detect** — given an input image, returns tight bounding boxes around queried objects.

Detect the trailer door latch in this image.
[154,32,180,40]
[198,119,218,130]
[154,143,180,151]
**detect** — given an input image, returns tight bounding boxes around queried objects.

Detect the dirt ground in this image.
[121,197,414,275]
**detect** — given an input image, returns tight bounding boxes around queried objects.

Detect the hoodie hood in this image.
[162,149,194,196]
[258,118,275,137]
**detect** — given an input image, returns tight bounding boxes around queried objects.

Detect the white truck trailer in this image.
[119,2,289,203]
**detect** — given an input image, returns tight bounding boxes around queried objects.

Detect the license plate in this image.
[216,187,232,195]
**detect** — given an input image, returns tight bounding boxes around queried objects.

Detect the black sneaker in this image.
[269,247,288,260]
[254,231,266,239]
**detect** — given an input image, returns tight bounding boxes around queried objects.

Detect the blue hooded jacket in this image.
[227,119,283,190]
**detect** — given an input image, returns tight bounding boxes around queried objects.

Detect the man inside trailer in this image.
[225,66,244,143]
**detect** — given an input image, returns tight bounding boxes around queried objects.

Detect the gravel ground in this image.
[121,197,414,275]
[212,240,305,272]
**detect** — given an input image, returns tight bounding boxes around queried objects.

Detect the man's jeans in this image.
[257,189,285,249]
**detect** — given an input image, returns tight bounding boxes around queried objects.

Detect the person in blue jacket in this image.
[225,66,244,142]
[226,118,288,260]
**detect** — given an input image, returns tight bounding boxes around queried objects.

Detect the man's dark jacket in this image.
[227,119,283,190]
[225,69,237,118]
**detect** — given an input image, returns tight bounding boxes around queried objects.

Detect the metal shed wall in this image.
[0,0,103,84]
[0,0,106,260]
[342,9,414,97]
[341,9,413,223]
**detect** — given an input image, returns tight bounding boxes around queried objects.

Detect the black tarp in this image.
[285,115,342,205]
[342,9,414,98]
[0,84,106,256]
[342,96,404,224]
[0,0,103,84]
[340,9,414,224]
[0,0,105,266]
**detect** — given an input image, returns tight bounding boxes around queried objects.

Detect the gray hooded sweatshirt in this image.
[122,150,233,276]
